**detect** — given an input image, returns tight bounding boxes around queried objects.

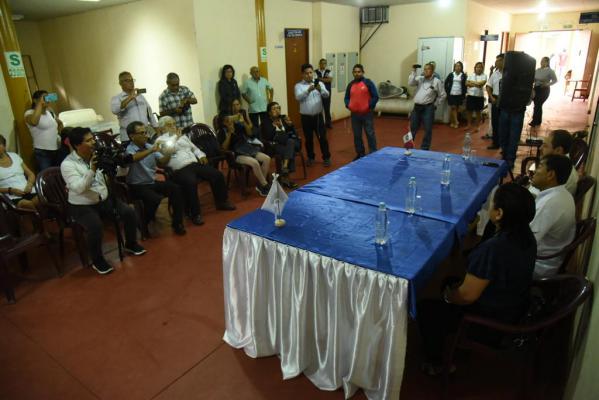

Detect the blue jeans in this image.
[498,109,525,168]
[34,148,60,171]
[410,103,435,150]
[351,112,377,155]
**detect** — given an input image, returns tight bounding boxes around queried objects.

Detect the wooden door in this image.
[284,28,309,129]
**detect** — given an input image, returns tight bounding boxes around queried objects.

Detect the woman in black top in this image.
[217,64,241,115]
[418,183,537,375]
[444,61,467,129]
[262,102,300,189]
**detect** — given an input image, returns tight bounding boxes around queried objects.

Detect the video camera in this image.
[93,134,132,176]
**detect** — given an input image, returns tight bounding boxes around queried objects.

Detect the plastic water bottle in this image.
[406,177,417,214]
[462,132,472,160]
[441,155,451,186]
[375,202,389,245]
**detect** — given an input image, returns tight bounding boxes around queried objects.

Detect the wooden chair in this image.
[443,274,593,399]
[536,218,596,275]
[571,80,590,102]
[0,194,60,303]
[574,176,596,221]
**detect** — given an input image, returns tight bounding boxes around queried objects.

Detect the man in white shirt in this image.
[529,129,578,197]
[408,63,446,150]
[61,127,146,275]
[111,71,158,143]
[485,54,503,150]
[529,154,576,277]
[155,116,235,226]
[294,63,331,167]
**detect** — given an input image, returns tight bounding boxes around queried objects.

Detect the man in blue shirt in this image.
[126,121,186,235]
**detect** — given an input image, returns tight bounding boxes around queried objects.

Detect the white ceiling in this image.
[7,0,599,20]
[299,0,599,14]
[8,0,139,20]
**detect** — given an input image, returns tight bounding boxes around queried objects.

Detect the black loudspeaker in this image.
[499,51,536,112]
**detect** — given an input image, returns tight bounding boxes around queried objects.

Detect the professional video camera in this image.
[93,134,132,176]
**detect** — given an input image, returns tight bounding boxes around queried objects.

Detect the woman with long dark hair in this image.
[418,183,537,375]
[217,64,241,115]
[444,61,467,129]
[24,90,63,171]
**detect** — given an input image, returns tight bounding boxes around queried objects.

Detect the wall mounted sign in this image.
[4,51,25,78]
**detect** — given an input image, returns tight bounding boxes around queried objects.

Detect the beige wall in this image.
[193,0,256,122]
[13,21,51,93]
[361,0,467,89]
[511,12,599,81]
[264,0,314,116]
[465,1,511,74]
[18,0,205,126]
[0,67,16,150]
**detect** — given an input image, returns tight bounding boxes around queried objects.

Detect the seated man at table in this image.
[126,121,186,235]
[418,183,537,375]
[154,116,235,226]
[528,129,578,197]
[529,154,576,277]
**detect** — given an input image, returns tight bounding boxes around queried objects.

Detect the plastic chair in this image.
[570,138,589,172]
[536,218,596,274]
[35,167,89,267]
[0,194,60,303]
[443,274,593,399]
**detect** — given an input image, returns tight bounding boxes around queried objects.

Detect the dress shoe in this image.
[191,215,205,226]
[173,224,186,235]
[487,144,500,150]
[307,158,315,167]
[323,159,331,167]
[216,201,237,211]
[353,154,364,161]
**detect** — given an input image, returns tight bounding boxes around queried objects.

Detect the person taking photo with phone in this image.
[111,71,158,144]
[24,90,64,171]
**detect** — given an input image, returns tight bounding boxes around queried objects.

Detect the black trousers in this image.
[249,112,268,130]
[69,199,138,264]
[531,86,550,126]
[275,137,300,173]
[300,113,330,161]
[128,181,184,227]
[491,100,501,147]
[322,95,332,126]
[170,163,228,217]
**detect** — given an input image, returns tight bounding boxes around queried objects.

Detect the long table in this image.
[222,148,507,400]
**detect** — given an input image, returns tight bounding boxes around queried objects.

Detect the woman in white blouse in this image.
[0,135,38,210]
[24,90,63,171]
[465,62,487,132]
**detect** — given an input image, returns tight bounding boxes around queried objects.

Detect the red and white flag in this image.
[403,131,414,149]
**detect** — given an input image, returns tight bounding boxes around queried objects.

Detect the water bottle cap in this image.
[379,202,386,207]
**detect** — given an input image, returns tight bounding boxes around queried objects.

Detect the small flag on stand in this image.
[403,131,414,155]
[261,173,289,227]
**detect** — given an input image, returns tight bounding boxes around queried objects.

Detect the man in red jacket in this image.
[345,64,379,160]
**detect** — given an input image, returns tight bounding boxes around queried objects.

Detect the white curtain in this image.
[223,227,410,400]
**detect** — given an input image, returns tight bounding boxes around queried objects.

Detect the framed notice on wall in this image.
[4,51,26,78]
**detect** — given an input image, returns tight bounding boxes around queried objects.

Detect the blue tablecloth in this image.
[298,147,508,236]
[228,191,456,317]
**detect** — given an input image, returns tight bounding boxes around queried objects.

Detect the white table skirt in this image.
[223,227,410,400]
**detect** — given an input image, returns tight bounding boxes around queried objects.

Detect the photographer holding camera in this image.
[61,127,147,275]
[111,71,158,143]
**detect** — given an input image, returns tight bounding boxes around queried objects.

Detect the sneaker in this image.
[283,180,299,189]
[124,242,147,256]
[323,159,331,167]
[91,258,114,275]
[256,185,269,197]
[216,201,236,211]
[307,158,315,167]
[191,215,204,226]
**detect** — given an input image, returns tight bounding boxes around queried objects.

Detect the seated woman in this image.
[262,101,300,189]
[0,134,39,210]
[218,99,271,197]
[417,183,537,375]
